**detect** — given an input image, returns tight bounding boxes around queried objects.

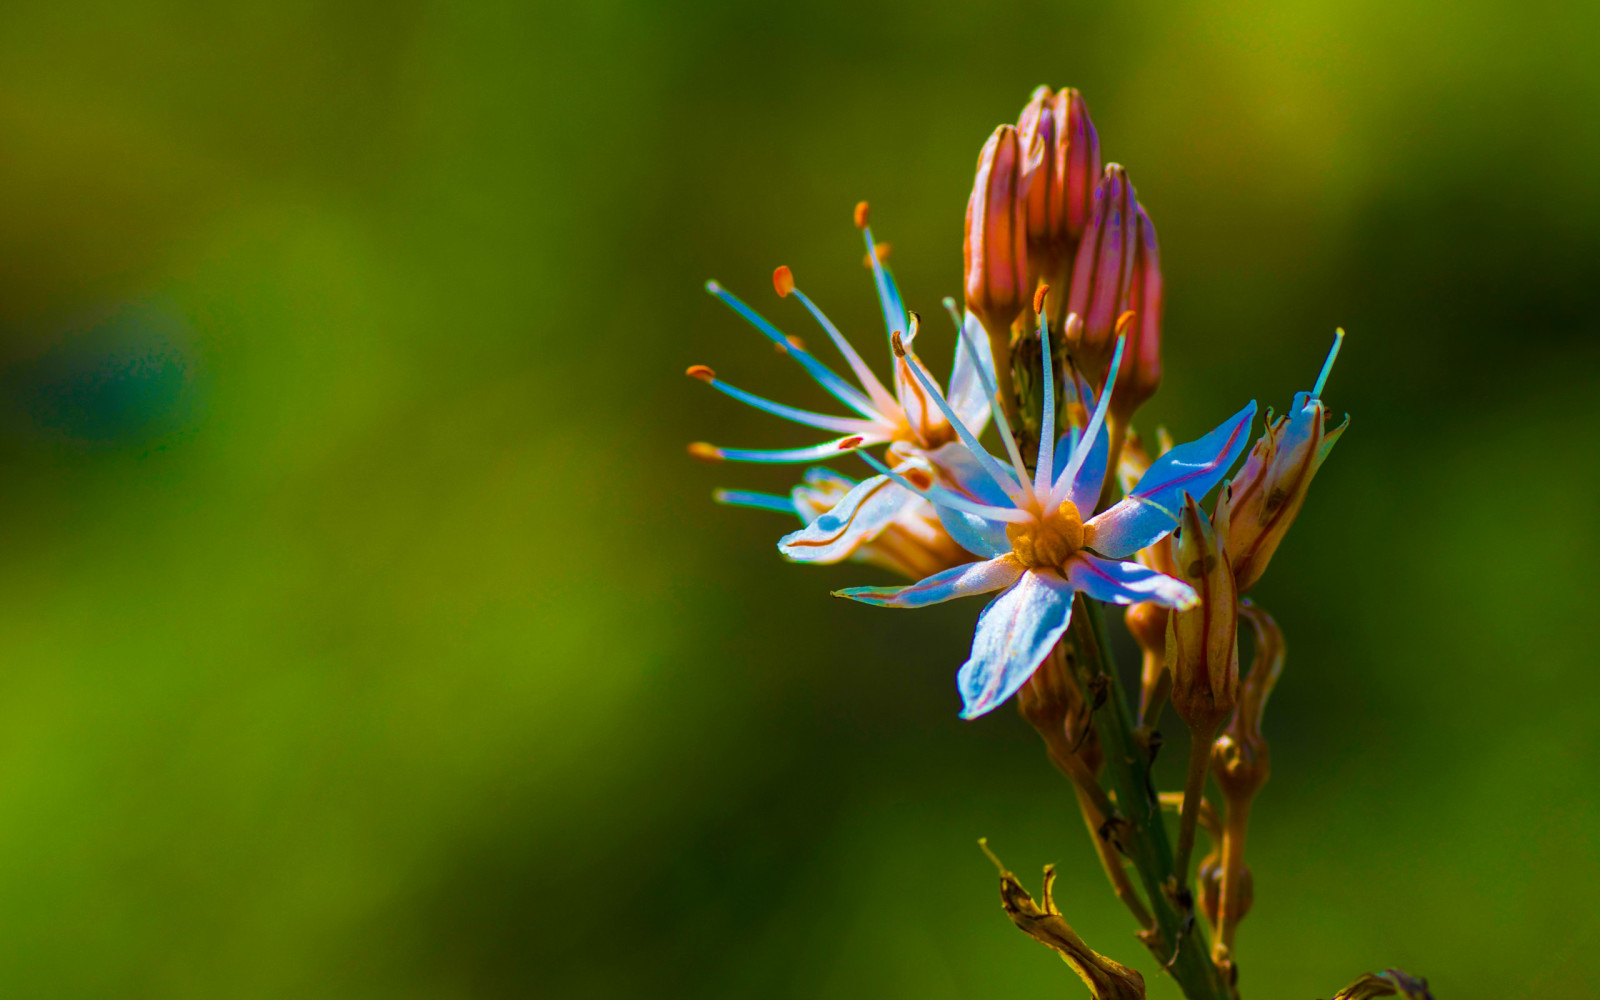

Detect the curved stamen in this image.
[713,489,797,515]
[894,329,1028,505]
[945,302,1033,498]
[786,285,902,417]
[1034,298,1057,497]
[693,434,885,464]
[687,366,880,436]
[862,226,908,341]
[857,450,1032,523]
[1055,334,1126,500]
[706,281,880,419]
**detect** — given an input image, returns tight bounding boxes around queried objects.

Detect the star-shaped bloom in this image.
[690,214,999,565]
[835,312,1256,719]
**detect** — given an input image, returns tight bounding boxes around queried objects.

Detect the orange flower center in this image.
[1006,501,1084,570]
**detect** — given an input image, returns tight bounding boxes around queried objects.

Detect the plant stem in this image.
[1070,595,1230,1000]
[1071,781,1155,931]
[1172,722,1218,888]
[1214,795,1253,964]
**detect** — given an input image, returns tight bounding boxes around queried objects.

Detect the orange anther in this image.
[1033,283,1050,315]
[854,201,870,228]
[838,436,865,450]
[686,442,723,462]
[685,365,715,382]
[773,265,795,297]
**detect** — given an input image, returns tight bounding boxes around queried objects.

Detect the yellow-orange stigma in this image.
[687,442,723,462]
[773,265,795,297]
[854,200,870,228]
[1005,501,1084,570]
[686,364,715,382]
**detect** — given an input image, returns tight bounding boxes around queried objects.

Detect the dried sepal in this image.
[981,842,1146,1000]
[1328,969,1434,1000]
[1167,495,1239,733]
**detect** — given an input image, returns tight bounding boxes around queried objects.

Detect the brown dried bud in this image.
[1212,603,1284,803]
[1167,495,1239,734]
[1017,646,1101,775]
[1217,332,1347,592]
[1197,851,1253,931]
[982,844,1147,1000]
[1328,970,1434,1000]
[964,124,1029,341]
[1017,86,1102,279]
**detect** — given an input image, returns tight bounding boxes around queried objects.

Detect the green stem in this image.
[1173,721,1218,889]
[1070,596,1231,1000]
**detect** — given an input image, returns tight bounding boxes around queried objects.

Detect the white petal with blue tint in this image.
[957,570,1077,719]
[1085,401,1257,558]
[835,555,1023,609]
[935,505,1011,559]
[947,312,996,434]
[778,473,916,564]
[1067,553,1197,609]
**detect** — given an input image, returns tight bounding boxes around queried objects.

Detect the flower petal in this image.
[1066,553,1196,609]
[957,570,1077,719]
[1084,401,1256,558]
[935,505,1011,559]
[835,555,1023,608]
[778,473,914,564]
[948,311,996,434]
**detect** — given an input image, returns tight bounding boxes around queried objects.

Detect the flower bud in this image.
[1167,495,1239,733]
[1018,645,1102,776]
[1217,333,1348,593]
[1017,86,1102,278]
[964,124,1029,342]
[1125,600,1170,726]
[1211,602,1283,803]
[1197,850,1252,930]
[1108,209,1162,424]
[1065,166,1160,393]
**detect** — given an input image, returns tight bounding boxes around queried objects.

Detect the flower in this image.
[1216,330,1348,592]
[1063,165,1161,405]
[689,212,999,564]
[1016,86,1102,279]
[1167,494,1240,733]
[834,307,1256,718]
[712,465,969,581]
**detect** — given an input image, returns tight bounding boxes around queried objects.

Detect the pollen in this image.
[686,364,715,382]
[687,442,723,462]
[773,265,795,297]
[1005,501,1085,570]
[854,200,870,229]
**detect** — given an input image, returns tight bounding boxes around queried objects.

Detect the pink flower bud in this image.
[964,124,1029,340]
[1065,167,1161,399]
[1017,86,1102,277]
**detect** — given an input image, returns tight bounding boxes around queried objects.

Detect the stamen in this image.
[788,286,902,417]
[1311,328,1345,398]
[856,450,1032,523]
[705,280,881,420]
[1035,294,1057,498]
[690,370,879,435]
[854,201,870,229]
[862,225,907,339]
[861,243,891,269]
[1056,334,1126,496]
[687,442,723,462]
[892,329,1028,505]
[952,309,1032,491]
[713,489,796,515]
[773,266,795,298]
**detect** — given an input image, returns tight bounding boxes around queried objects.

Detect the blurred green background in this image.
[0,1,1595,996]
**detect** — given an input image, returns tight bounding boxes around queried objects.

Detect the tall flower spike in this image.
[1217,330,1348,592]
